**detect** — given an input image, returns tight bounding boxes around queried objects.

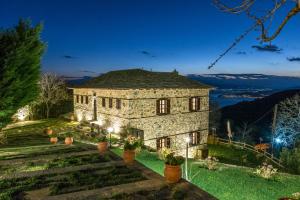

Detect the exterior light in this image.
[275,138,282,144]
[185,137,190,143]
[107,127,114,133]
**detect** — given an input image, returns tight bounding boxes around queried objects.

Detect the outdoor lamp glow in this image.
[185,137,190,143]
[275,138,282,144]
[107,127,114,133]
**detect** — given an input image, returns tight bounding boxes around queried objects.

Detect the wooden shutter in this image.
[156,100,160,114]
[189,98,192,111]
[167,99,170,114]
[165,137,171,148]
[197,97,201,111]
[197,132,201,144]
[156,138,160,149]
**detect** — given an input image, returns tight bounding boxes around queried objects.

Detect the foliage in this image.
[49,132,58,138]
[235,122,255,144]
[38,73,69,118]
[0,132,7,144]
[254,162,277,179]
[123,136,141,151]
[209,100,221,131]
[64,132,74,138]
[280,147,300,174]
[92,135,108,143]
[274,94,300,147]
[204,156,219,170]
[165,152,184,166]
[158,147,172,161]
[0,19,45,130]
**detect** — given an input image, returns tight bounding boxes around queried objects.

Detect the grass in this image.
[111,147,300,200]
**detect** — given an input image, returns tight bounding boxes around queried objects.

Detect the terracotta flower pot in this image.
[97,142,108,153]
[164,164,182,183]
[65,137,73,145]
[46,128,53,135]
[123,150,135,165]
[50,137,58,144]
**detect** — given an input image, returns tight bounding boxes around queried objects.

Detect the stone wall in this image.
[73,88,210,157]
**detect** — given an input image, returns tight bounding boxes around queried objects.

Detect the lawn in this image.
[111,147,300,200]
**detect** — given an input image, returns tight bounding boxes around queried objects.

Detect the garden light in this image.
[185,137,190,143]
[107,127,114,133]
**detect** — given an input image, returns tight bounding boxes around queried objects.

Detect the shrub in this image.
[123,136,141,151]
[0,132,7,145]
[204,156,219,170]
[254,162,277,179]
[93,135,107,143]
[158,147,172,160]
[49,133,58,138]
[165,153,184,166]
[64,132,74,137]
[280,147,300,175]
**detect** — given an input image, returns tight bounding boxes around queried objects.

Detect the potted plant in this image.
[95,135,108,153]
[45,127,53,135]
[164,152,184,183]
[123,136,140,165]
[64,132,74,145]
[49,133,58,144]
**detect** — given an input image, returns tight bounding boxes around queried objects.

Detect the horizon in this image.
[1,0,300,77]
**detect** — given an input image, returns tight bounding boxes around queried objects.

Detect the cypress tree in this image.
[0,19,45,130]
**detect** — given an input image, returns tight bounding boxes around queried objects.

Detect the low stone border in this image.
[43,179,165,200]
[0,160,124,180]
[0,150,99,166]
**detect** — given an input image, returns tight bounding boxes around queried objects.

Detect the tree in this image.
[0,19,45,130]
[38,73,68,118]
[236,122,254,143]
[209,0,300,69]
[274,94,300,147]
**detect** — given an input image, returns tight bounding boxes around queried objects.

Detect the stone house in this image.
[71,69,212,157]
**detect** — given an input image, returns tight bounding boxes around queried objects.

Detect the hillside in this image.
[219,89,300,141]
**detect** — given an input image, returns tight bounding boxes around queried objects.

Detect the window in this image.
[156,137,171,150]
[189,97,200,111]
[116,99,121,109]
[81,96,84,104]
[189,131,201,146]
[85,96,89,104]
[156,99,170,115]
[109,98,113,108]
[102,98,106,107]
[76,95,79,103]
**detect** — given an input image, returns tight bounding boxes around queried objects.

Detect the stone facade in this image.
[73,88,210,157]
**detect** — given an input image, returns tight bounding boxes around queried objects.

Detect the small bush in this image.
[254,162,277,179]
[280,147,300,175]
[204,156,219,170]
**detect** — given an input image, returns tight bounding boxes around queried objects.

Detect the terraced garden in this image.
[0,119,214,200]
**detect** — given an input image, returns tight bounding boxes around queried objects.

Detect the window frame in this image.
[116,99,121,109]
[189,97,201,112]
[156,137,171,150]
[189,131,201,146]
[109,98,113,108]
[156,98,170,115]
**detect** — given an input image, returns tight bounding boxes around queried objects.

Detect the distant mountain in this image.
[63,76,93,86]
[218,89,300,142]
[188,74,300,107]
[187,74,300,90]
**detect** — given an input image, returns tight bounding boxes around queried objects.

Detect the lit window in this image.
[189,131,201,146]
[189,97,200,111]
[156,137,171,150]
[109,98,113,108]
[157,99,170,115]
[116,99,121,109]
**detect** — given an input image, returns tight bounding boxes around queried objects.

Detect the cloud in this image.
[252,44,282,53]
[79,70,97,74]
[140,50,156,58]
[287,57,300,62]
[63,55,76,59]
[236,51,247,55]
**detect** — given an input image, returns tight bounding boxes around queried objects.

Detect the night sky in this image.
[1,0,300,77]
